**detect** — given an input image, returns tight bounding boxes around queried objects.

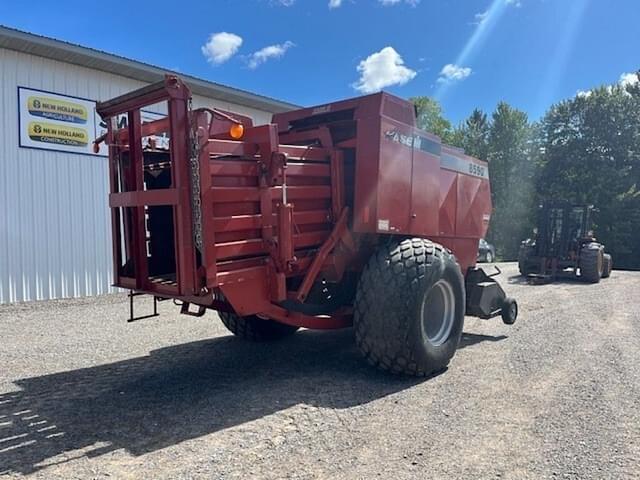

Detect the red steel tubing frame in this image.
[167,86,198,296]
[195,111,218,287]
[100,77,353,328]
[98,75,198,296]
[128,109,148,290]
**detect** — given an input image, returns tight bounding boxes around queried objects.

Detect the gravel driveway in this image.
[1,263,639,479]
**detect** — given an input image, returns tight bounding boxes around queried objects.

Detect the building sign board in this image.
[18,87,102,156]
[18,87,166,157]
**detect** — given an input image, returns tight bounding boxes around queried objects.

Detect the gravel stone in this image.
[0,263,638,479]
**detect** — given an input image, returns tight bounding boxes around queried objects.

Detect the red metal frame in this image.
[98,76,197,297]
[97,75,493,330]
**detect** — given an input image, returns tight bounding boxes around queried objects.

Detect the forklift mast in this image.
[535,203,594,259]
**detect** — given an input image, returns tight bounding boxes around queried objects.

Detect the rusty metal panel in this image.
[0,48,283,303]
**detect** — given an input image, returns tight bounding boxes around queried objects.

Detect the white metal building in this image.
[0,26,297,304]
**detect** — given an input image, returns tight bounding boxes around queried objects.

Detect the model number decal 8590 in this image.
[440,153,489,179]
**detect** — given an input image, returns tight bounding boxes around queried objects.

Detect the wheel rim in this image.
[420,279,456,347]
[487,252,493,263]
[597,251,603,275]
[509,302,517,320]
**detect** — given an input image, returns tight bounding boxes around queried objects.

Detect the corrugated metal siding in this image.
[0,48,275,304]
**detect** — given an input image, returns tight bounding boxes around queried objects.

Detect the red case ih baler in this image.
[96,75,517,376]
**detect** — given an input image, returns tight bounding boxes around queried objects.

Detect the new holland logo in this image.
[27,96,88,124]
[28,121,88,147]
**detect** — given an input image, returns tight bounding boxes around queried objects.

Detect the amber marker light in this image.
[229,123,244,139]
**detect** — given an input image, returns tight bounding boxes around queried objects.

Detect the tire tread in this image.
[354,238,463,377]
[580,244,603,283]
[219,311,298,341]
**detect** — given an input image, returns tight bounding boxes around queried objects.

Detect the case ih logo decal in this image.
[384,129,488,179]
[385,129,415,147]
[384,129,441,156]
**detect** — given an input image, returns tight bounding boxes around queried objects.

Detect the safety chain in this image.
[188,98,204,252]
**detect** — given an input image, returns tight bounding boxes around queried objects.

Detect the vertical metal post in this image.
[168,94,197,296]
[196,111,218,287]
[127,109,148,290]
[107,117,122,285]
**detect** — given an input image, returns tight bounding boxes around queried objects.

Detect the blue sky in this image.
[2,0,639,124]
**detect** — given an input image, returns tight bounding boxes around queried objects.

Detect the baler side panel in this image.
[438,169,458,237]
[455,173,491,239]
[375,118,413,233]
[353,116,382,233]
[409,147,441,236]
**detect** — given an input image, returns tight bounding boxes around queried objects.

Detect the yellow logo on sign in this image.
[27,96,88,124]
[28,121,89,147]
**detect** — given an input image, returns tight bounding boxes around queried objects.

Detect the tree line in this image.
[411,72,640,270]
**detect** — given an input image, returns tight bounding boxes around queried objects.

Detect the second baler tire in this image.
[219,311,299,341]
[354,238,465,377]
[579,245,603,283]
[602,253,612,278]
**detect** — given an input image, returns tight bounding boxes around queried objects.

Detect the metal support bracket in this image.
[128,291,160,322]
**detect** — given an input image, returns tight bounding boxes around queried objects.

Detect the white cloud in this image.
[247,41,295,69]
[353,46,417,93]
[379,0,420,6]
[329,0,342,8]
[437,63,472,83]
[272,0,295,5]
[505,0,522,6]
[201,32,243,65]
[619,72,639,88]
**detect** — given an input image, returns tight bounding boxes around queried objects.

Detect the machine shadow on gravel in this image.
[0,328,503,475]
[506,274,593,285]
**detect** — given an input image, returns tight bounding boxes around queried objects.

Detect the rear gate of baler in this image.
[97,77,344,316]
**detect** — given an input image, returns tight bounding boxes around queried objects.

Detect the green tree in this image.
[455,108,490,160]
[485,102,536,260]
[410,96,455,143]
[408,71,640,269]
[537,73,640,268]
